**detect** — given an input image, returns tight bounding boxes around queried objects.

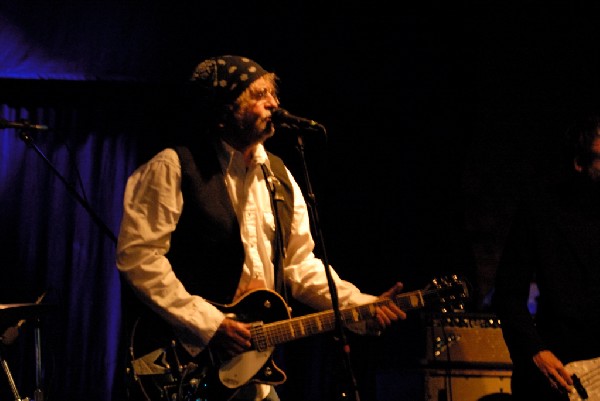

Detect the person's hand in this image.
[209,317,252,359]
[372,282,407,330]
[533,350,574,394]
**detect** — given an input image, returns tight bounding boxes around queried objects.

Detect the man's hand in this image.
[533,350,574,394]
[209,317,252,359]
[373,282,407,329]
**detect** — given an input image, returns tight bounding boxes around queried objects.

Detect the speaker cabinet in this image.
[376,368,512,401]
[425,369,512,401]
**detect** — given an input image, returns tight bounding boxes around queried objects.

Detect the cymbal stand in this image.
[33,320,42,401]
[0,343,24,401]
[0,293,48,400]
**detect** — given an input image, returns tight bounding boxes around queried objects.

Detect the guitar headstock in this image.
[423,275,470,313]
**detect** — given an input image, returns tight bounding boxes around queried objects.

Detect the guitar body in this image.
[127,289,291,401]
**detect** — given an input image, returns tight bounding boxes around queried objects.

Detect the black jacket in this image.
[493,173,600,366]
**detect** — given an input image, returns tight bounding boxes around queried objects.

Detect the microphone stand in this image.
[17,130,117,244]
[293,133,361,401]
[13,128,118,401]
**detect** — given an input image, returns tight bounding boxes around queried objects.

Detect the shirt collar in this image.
[216,139,269,174]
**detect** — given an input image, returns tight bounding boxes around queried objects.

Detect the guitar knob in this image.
[263,366,272,377]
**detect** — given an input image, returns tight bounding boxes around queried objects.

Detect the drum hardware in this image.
[0,294,50,401]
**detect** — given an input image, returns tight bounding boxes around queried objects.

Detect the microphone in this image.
[271,108,326,134]
[0,118,48,131]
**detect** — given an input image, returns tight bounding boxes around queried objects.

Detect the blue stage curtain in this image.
[0,101,142,401]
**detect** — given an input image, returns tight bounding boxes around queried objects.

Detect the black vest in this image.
[169,143,294,304]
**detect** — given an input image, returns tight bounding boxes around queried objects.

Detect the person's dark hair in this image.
[565,113,600,169]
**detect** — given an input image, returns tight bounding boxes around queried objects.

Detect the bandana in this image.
[190,55,269,105]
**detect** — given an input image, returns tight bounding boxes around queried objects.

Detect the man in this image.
[116,55,406,401]
[493,114,600,401]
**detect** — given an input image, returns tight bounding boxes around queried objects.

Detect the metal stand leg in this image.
[0,346,24,401]
[33,324,43,401]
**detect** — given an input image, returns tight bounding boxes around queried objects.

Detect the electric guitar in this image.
[126,275,469,401]
[566,356,600,400]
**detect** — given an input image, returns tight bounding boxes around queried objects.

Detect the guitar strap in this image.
[261,163,289,303]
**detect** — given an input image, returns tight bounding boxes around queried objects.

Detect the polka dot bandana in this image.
[190,55,269,105]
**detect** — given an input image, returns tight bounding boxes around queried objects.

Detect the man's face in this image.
[231,77,279,147]
[586,137,600,182]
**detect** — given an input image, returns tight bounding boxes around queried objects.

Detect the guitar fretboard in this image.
[252,290,427,350]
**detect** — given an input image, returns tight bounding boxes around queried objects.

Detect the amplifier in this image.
[424,313,512,367]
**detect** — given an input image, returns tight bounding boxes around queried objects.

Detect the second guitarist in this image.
[116,55,406,401]
[493,113,600,401]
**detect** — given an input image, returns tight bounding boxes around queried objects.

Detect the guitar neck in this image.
[260,289,426,347]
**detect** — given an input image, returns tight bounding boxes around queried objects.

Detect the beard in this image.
[228,114,275,149]
[245,115,275,141]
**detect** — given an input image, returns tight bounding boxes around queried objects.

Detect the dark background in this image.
[1,5,599,401]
